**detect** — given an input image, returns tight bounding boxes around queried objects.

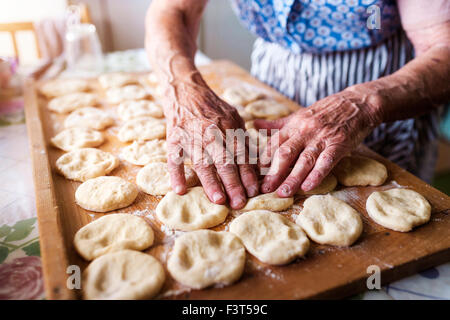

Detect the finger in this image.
[254,116,290,131]
[167,138,187,194]
[194,162,227,205]
[258,129,288,171]
[233,128,259,198]
[238,164,259,198]
[261,135,303,193]
[301,145,345,192]
[215,161,247,209]
[276,143,323,197]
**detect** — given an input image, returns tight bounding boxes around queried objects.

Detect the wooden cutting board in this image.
[24,60,450,300]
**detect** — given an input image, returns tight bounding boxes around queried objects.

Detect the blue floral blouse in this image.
[229,0,402,53]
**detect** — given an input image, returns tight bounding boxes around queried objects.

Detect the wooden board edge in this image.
[311,247,450,300]
[24,79,77,300]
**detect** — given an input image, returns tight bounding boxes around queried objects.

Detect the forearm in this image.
[145,0,207,87]
[347,45,450,123]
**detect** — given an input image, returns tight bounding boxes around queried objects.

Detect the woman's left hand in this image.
[255,88,383,197]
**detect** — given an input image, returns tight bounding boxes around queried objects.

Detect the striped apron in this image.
[250,30,440,182]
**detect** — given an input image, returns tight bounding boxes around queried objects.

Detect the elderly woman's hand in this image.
[161,72,259,209]
[255,89,383,197]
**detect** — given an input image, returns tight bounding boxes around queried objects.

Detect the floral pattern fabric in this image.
[0,218,44,300]
[230,0,401,53]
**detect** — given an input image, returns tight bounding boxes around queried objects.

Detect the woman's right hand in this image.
[160,71,259,209]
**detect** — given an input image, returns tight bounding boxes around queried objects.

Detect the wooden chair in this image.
[0,3,91,62]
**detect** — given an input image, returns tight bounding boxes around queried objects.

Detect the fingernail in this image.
[175,186,183,194]
[280,184,291,196]
[248,185,258,197]
[302,181,313,191]
[212,192,224,203]
[232,197,246,209]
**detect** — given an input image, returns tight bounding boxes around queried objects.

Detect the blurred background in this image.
[0,0,448,193]
[0,0,256,70]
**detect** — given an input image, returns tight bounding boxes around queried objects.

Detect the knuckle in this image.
[300,151,316,167]
[278,144,298,160]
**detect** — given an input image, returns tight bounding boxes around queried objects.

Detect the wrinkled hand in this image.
[161,74,259,209]
[255,89,383,197]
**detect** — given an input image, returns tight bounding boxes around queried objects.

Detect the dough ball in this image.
[121,140,167,165]
[246,99,291,120]
[83,250,165,299]
[297,174,337,195]
[233,104,254,121]
[106,85,147,104]
[75,176,138,212]
[241,192,293,212]
[136,162,197,195]
[64,107,114,130]
[230,210,309,265]
[74,213,154,260]
[98,72,138,89]
[296,194,363,246]
[118,117,166,142]
[366,188,431,232]
[39,79,90,98]
[117,100,164,120]
[56,148,119,182]
[221,86,264,106]
[167,230,245,289]
[245,121,255,129]
[47,92,97,114]
[51,127,104,152]
[334,156,388,187]
[156,186,229,231]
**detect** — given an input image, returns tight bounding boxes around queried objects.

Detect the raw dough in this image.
[121,140,167,165]
[296,194,363,246]
[297,174,337,195]
[334,156,388,186]
[246,99,291,120]
[233,104,254,121]
[136,162,197,195]
[56,148,119,182]
[118,117,166,142]
[51,127,104,152]
[98,72,138,88]
[156,186,229,231]
[75,176,138,212]
[245,121,255,129]
[106,85,147,104]
[74,213,154,260]
[366,188,431,232]
[241,192,293,212]
[230,210,309,265]
[83,250,165,300]
[117,100,164,120]
[39,79,90,98]
[167,230,245,289]
[64,107,114,130]
[221,87,264,106]
[47,92,97,114]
